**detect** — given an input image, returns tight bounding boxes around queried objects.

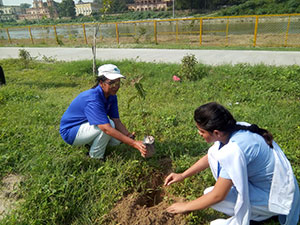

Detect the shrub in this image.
[178,54,199,81]
[18,49,32,68]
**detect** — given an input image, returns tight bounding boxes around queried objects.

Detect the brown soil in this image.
[0,174,23,220]
[102,158,188,225]
[103,192,186,225]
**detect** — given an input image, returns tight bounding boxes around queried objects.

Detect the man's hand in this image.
[132,140,147,157]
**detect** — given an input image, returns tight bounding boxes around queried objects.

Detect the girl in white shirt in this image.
[164,102,299,225]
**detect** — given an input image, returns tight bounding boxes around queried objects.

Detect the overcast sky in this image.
[2,0,88,6]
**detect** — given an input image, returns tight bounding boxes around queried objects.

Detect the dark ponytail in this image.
[92,75,107,89]
[194,102,274,148]
[235,124,273,148]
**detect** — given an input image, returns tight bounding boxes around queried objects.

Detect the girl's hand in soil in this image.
[133,140,147,157]
[164,173,184,186]
[166,202,189,214]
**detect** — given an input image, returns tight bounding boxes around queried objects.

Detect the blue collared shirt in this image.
[218,129,275,206]
[59,85,119,145]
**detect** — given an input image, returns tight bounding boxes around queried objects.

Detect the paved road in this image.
[1,47,300,66]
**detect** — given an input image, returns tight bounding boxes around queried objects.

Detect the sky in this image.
[2,0,89,6]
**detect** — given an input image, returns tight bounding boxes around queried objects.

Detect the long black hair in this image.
[92,75,107,89]
[194,102,274,148]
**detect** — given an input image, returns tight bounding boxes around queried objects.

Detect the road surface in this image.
[1,47,300,66]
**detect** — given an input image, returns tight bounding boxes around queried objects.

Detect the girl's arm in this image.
[182,154,209,178]
[164,154,209,186]
[167,177,233,213]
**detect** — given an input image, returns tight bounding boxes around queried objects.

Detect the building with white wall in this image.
[0,3,24,21]
[18,0,58,20]
[75,0,100,16]
[128,0,172,12]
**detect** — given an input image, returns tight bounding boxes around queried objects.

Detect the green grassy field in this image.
[0,57,299,224]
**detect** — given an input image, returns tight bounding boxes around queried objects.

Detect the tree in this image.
[94,0,132,13]
[175,0,246,11]
[20,3,31,9]
[100,0,112,14]
[58,0,76,19]
[175,0,203,11]
[93,0,102,5]
[110,0,127,13]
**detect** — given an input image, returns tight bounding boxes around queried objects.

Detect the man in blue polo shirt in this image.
[60,64,147,159]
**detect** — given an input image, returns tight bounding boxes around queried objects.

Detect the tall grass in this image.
[0,58,299,224]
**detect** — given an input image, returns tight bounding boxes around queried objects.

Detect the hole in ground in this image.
[136,188,164,208]
[136,171,165,207]
[102,158,187,224]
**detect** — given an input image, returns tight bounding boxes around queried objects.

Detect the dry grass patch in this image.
[0,174,24,220]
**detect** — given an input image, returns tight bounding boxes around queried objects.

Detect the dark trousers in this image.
[0,66,6,85]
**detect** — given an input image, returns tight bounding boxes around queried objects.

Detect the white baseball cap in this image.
[98,64,125,80]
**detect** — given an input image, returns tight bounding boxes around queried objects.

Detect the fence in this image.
[1,13,300,48]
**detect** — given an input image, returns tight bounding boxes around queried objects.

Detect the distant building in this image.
[18,0,58,20]
[128,0,172,12]
[75,0,100,16]
[0,4,25,21]
[0,6,24,15]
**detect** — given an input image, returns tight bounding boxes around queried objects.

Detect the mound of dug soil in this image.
[103,192,186,225]
[103,158,187,225]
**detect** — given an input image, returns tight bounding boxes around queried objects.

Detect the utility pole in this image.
[172,0,175,18]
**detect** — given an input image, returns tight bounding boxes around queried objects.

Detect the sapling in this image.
[19,49,31,69]
[92,0,112,75]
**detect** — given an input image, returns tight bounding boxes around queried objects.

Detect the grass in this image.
[0,57,299,224]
